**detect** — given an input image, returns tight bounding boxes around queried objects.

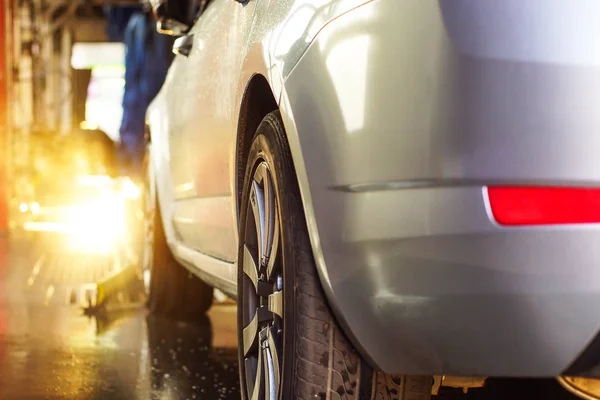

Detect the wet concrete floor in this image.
[0,237,239,400]
[0,237,583,399]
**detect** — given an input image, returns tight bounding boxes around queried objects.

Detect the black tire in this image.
[237,111,432,400]
[147,193,214,320]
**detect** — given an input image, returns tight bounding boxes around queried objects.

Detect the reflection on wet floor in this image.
[0,237,583,400]
[0,237,240,400]
[146,313,239,400]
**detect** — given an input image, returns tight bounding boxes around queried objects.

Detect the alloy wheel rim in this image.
[242,161,283,400]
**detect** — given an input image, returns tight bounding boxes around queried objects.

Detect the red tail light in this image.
[486,187,600,226]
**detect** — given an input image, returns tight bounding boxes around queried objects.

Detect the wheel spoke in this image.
[243,312,259,357]
[250,179,265,272]
[266,211,279,280]
[262,333,277,400]
[268,291,283,319]
[266,328,281,400]
[243,245,259,292]
[249,350,264,400]
[253,162,279,275]
[263,166,276,268]
[245,357,257,399]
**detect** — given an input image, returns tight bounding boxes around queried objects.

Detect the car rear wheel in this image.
[145,175,214,320]
[237,111,432,400]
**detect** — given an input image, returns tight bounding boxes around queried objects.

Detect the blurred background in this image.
[0,3,242,399]
[7,1,131,234]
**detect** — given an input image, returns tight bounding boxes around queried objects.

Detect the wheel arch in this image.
[234,73,279,223]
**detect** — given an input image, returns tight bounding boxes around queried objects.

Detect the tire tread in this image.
[260,113,364,400]
[243,111,431,400]
[148,196,213,320]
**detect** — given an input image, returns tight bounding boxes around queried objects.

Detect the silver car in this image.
[145,0,600,398]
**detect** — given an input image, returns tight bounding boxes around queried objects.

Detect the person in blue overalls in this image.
[119,7,174,180]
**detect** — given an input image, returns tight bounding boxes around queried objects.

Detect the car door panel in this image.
[162,59,196,201]
[168,0,258,260]
[172,196,237,262]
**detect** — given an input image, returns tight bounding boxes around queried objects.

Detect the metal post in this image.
[11,2,34,220]
[42,18,56,130]
[60,26,72,135]
[17,3,33,132]
[0,0,9,231]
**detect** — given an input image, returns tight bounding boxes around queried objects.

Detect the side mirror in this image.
[172,34,194,57]
[151,0,195,37]
[156,18,190,37]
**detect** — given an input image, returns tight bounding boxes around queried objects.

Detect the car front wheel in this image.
[237,111,433,400]
[144,164,214,320]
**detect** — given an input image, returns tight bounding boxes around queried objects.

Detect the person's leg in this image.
[119,131,146,181]
[119,103,147,179]
[129,132,147,183]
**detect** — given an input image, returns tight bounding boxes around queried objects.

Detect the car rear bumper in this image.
[310,184,600,376]
[281,0,600,376]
